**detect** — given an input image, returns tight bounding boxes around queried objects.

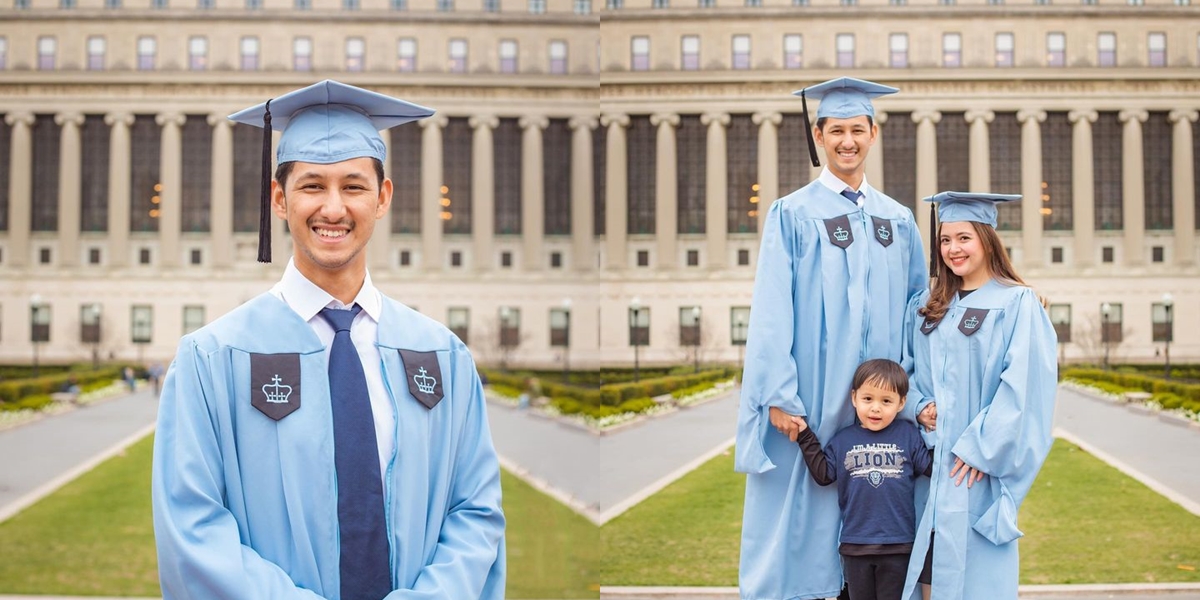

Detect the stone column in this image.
[105,112,134,267]
[1069,110,1098,268]
[651,113,679,270]
[156,112,185,268]
[207,114,233,268]
[601,113,629,271]
[55,112,84,267]
[702,112,730,270]
[569,116,596,271]
[1018,109,1047,269]
[4,112,33,268]
[753,111,781,235]
[420,115,448,272]
[469,115,498,272]
[914,110,941,247]
[867,111,887,192]
[1120,109,1148,267]
[965,110,994,192]
[1169,110,1198,266]
[520,115,548,271]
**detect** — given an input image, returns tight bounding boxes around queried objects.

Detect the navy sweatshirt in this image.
[797,420,933,555]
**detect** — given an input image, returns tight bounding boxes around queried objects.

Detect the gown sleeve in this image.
[735,199,805,474]
[900,292,931,425]
[387,350,507,600]
[152,338,328,599]
[949,288,1058,546]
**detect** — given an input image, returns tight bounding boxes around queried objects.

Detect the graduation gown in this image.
[900,280,1057,600]
[152,293,506,600]
[735,181,927,600]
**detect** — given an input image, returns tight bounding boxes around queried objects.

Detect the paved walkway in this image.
[0,387,159,522]
[487,390,738,524]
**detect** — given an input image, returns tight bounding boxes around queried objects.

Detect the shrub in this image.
[0,367,128,405]
[616,397,657,413]
[1152,393,1185,410]
[489,384,523,399]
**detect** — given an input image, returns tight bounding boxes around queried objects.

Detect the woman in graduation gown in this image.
[900,192,1058,600]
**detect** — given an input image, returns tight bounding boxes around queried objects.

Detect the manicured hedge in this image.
[0,367,129,404]
[482,367,737,408]
[1063,368,1200,413]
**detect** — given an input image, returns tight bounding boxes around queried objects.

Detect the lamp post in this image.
[629,297,642,383]
[1101,302,1111,370]
[691,306,701,373]
[561,298,571,384]
[1163,293,1173,380]
[29,294,45,378]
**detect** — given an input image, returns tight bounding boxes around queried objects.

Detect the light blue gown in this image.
[736,181,927,600]
[900,280,1057,600]
[152,293,506,600]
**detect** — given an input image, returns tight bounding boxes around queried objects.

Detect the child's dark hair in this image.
[851,358,909,398]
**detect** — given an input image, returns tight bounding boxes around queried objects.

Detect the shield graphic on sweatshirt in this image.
[868,471,884,488]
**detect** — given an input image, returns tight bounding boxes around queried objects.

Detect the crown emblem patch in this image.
[399,349,444,410]
[958,308,990,337]
[921,317,940,335]
[824,215,854,249]
[250,353,302,421]
[872,216,894,248]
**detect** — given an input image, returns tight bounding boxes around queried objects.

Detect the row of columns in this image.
[599,108,1199,270]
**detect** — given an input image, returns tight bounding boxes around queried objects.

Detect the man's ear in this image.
[813,125,825,147]
[271,180,287,220]
[376,178,394,220]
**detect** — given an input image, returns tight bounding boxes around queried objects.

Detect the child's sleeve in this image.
[796,428,836,486]
[911,427,934,478]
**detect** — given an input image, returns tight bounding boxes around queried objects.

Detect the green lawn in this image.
[600,440,1200,586]
[0,434,598,599]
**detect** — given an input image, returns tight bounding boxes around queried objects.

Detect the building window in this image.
[442,118,473,235]
[398,38,417,72]
[0,37,6,69]
[550,252,562,268]
[1042,112,1073,231]
[1094,112,1123,230]
[294,0,309,8]
[544,119,572,236]
[839,0,855,4]
[637,250,649,267]
[784,34,802,69]
[529,0,545,11]
[87,36,105,70]
[792,0,808,5]
[39,247,52,264]
[629,305,650,346]
[484,0,499,11]
[607,0,623,10]
[1148,32,1166,67]
[450,250,462,267]
[882,112,917,212]
[687,249,699,266]
[501,251,512,267]
[14,0,28,7]
[890,33,908,68]
[698,0,713,6]
[241,36,259,71]
[731,34,751,70]
[1152,246,1165,263]
[1127,0,1143,4]
[447,308,469,343]
[180,116,210,234]
[550,308,569,347]
[1102,246,1114,263]
[549,40,567,74]
[104,0,120,7]
[38,36,55,70]
[31,115,61,232]
[727,115,758,234]
[943,33,962,67]
[995,32,1014,67]
[189,248,202,265]
[1046,32,1065,67]
[391,0,406,8]
[437,0,453,10]
[745,0,761,6]
[246,0,261,8]
[628,117,656,234]
[293,37,312,71]
[937,112,970,195]
[344,0,359,8]
[1049,304,1071,342]
[738,248,750,266]
[681,35,699,71]
[131,305,153,345]
[182,306,205,335]
[1152,301,1173,342]
[499,39,518,73]
[1100,303,1123,344]
[652,0,667,5]
[139,247,152,264]
[677,116,705,234]
[189,36,207,70]
[88,248,101,264]
[398,250,411,266]
[346,37,365,72]
[836,34,854,68]
[495,119,522,235]
[1051,247,1063,263]
[574,0,590,12]
[499,307,521,348]
[631,36,649,71]
[731,306,750,346]
[1098,32,1116,67]
[1144,112,1173,229]
[136,37,156,71]
[449,39,467,73]
[680,306,701,346]
[31,301,51,342]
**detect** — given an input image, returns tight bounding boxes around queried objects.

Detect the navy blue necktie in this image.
[841,189,863,205]
[319,306,391,600]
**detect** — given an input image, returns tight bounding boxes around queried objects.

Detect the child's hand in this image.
[795,416,808,434]
[918,402,937,432]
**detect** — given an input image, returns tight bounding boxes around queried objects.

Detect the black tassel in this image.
[801,90,820,168]
[928,203,937,275]
[257,99,272,263]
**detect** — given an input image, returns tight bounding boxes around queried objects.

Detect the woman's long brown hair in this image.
[919,221,1029,324]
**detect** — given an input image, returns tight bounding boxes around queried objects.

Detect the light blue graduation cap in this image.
[228,80,435,263]
[792,77,899,168]
[923,191,1022,270]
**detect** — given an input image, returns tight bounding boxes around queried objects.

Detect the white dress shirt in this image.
[818,166,871,208]
[269,259,395,479]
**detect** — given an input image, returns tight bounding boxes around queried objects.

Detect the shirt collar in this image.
[818,167,872,202]
[274,258,382,324]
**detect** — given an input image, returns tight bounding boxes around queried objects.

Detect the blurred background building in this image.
[0,0,1196,370]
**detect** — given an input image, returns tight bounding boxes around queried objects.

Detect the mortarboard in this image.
[228,80,435,263]
[923,191,1022,271]
[792,77,899,168]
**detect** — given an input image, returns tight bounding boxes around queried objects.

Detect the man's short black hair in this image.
[815,115,875,133]
[274,158,386,190]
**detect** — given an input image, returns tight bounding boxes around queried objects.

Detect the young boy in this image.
[795,358,933,600]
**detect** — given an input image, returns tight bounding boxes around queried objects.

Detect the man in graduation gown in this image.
[900,193,1058,600]
[735,78,929,600]
[151,80,505,600]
